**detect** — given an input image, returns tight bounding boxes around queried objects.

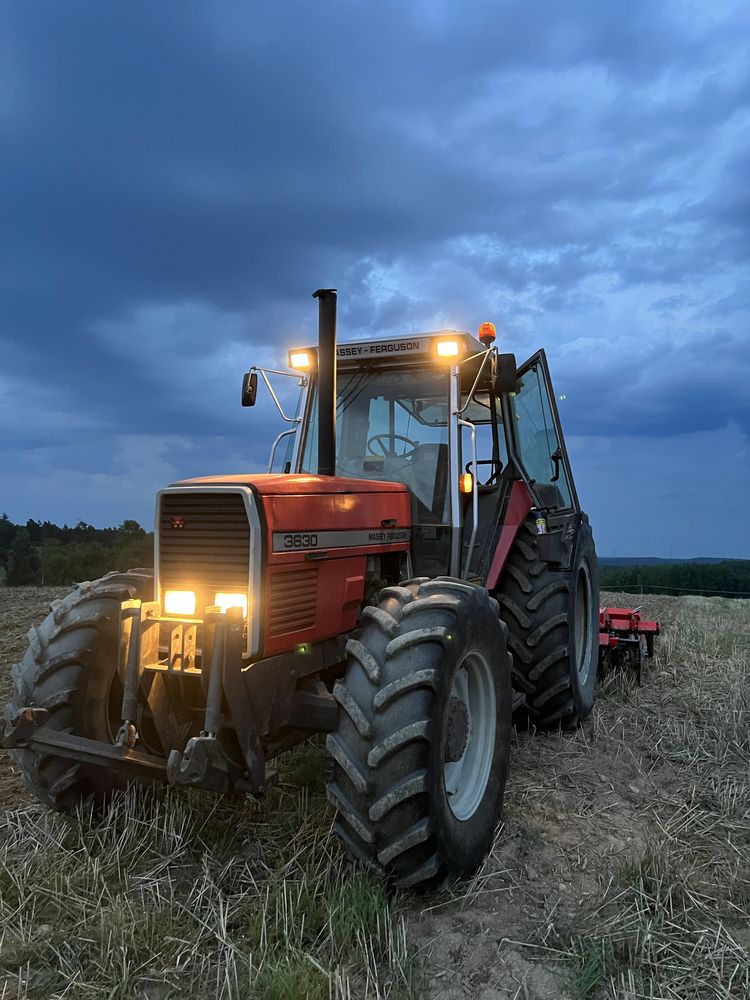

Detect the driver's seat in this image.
[337,454,412,484]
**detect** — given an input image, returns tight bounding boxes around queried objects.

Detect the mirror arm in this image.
[253,367,306,379]
[455,349,493,416]
[257,368,304,424]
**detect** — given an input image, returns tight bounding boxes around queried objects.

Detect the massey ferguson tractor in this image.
[3,289,601,888]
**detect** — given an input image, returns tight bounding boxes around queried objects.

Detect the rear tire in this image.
[5,570,154,811]
[326,577,512,887]
[497,518,599,729]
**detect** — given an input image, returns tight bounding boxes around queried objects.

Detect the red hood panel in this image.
[174,473,409,496]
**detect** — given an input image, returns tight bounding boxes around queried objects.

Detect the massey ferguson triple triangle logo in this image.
[171,516,186,529]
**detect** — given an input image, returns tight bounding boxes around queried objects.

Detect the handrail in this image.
[268,428,296,472]
[458,418,479,578]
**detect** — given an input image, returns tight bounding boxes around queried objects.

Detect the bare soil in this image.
[1,586,748,999]
[0,587,61,809]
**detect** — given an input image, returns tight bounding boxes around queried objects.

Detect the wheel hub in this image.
[443,651,497,821]
[445,695,469,762]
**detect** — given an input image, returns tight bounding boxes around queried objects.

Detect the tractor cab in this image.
[251,328,580,581]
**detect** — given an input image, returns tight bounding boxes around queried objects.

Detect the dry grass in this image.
[405,594,749,999]
[557,594,750,1000]
[1,588,748,998]
[0,744,417,999]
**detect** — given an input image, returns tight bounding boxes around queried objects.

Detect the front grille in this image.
[268,567,318,636]
[159,490,251,593]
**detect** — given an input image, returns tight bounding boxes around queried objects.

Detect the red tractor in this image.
[3,290,600,887]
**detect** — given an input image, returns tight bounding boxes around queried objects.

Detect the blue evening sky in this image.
[1,1,748,557]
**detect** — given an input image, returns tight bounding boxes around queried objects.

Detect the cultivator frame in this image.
[599,606,660,684]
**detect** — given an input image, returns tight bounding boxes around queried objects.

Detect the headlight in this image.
[164,590,196,616]
[214,592,248,617]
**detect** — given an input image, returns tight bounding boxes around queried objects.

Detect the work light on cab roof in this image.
[288,349,314,371]
[435,337,462,359]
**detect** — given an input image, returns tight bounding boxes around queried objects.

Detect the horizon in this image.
[3,511,749,564]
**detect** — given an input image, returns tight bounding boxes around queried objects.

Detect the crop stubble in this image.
[0,586,747,998]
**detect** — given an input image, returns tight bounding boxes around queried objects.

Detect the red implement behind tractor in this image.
[599,606,660,684]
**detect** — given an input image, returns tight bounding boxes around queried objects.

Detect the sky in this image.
[1,0,749,558]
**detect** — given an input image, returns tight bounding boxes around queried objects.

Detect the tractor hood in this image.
[174,473,409,496]
[164,472,412,658]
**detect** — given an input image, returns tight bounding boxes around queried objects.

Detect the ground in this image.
[0,587,748,999]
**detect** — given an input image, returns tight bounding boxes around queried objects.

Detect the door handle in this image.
[551,447,562,482]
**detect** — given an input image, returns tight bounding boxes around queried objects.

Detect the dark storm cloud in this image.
[556,329,750,438]
[1,0,749,543]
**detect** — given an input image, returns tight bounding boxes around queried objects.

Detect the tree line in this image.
[0,515,153,586]
[2,512,749,596]
[600,559,750,598]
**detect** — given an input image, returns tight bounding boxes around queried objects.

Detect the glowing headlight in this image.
[164,590,196,616]
[214,592,249,617]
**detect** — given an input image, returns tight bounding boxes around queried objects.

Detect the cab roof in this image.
[301,331,487,367]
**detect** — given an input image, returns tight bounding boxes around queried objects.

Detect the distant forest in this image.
[0,515,153,586]
[1,514,749,597]
[599,560,750,598]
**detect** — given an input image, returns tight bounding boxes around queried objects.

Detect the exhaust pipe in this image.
[313,288,337,477]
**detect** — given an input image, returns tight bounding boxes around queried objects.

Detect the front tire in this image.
[5,570,154,811]
[326,577,512,887]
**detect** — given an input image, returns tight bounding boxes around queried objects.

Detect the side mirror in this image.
[241,371,258,407]
[493,353,520,394]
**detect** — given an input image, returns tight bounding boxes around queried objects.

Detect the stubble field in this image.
[0,587,748,999]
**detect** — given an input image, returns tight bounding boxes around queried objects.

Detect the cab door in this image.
[509,350,579,513]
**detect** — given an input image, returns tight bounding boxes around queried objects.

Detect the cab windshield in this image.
[300,367,450,521]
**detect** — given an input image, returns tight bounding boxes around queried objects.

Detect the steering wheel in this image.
[367,432,419,458]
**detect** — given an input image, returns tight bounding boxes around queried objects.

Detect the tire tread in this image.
[328,578,512,887]
[5,570,154,811]
[496,517,598,729]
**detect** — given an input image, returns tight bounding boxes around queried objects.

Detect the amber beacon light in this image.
[478,322,496,347]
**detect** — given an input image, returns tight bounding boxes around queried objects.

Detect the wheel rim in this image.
[443,649,496,821]
[574,562,593,684]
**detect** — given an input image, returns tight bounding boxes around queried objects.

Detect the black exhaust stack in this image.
[313,288,337,476]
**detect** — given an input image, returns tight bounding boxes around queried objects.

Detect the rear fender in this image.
[485,481,533,590]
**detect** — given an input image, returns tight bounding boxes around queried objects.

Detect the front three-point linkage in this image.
[165,606,268,795]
